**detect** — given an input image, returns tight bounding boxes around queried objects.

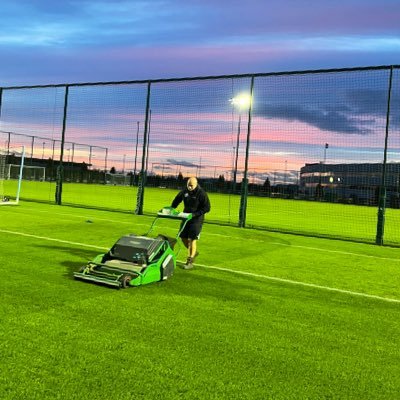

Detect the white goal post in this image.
[0,146,25,205]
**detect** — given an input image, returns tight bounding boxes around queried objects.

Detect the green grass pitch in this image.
[1,201,400,399]
[6,179,400,245]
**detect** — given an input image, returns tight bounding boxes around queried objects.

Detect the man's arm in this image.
[171,191,183,209]
[192,191,210,217]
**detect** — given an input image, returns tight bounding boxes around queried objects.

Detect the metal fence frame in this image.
[1,64,399,245]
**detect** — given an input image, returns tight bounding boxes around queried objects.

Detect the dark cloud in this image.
[347,88,400,128]
[253,81,400,135]
[347,89,389,114]
[254,103,373,135]
[166,158,199,168]
[153,164,173,171]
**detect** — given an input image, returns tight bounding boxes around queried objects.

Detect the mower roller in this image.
[73,207,191,288]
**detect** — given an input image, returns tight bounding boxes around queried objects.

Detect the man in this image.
[171,177,211,270]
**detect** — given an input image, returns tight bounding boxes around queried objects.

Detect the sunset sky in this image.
[0,0,399,86]
[1,1,399,183]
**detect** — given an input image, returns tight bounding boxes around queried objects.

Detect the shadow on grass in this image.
[33,243,102,279]
[33,242,277,302]
[137,266,274,304]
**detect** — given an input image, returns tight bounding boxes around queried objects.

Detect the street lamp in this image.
[88,146,93,168]
[284,160,288,186]
[229,93,251,190]
[71,143,75,164]
[122,154,126,174]
[323,143,329,163]
[30,135,35,164]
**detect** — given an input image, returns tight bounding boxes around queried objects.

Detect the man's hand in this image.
[178,212,192,220]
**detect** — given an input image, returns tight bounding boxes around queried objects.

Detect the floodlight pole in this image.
[323,142,329,165]
[239,78,254,228]
[134,121,139,185]
[233,114,241,191]
[88,146,93,167]
[376,66,393,245]
[104,147,108,184]
[7,132,10,156]
[30,136,34,165]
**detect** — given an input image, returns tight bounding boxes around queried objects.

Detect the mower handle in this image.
[157,206,192,221]
[144,207,192,239]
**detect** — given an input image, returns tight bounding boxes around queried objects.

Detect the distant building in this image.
[300,162,400,207]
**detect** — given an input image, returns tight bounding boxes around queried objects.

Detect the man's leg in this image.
[181,238,197,259]
[181,238,189,249]
[180,238,192,267]
[181,224,201,269]
[188,223,202,262]
[184,239,199,269]
[189,239,197,258]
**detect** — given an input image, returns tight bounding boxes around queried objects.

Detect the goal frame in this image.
[7,164,45,182]
[0,146,25,206]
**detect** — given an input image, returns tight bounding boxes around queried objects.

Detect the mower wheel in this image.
[78,265,87,273]
[120,274,132,288]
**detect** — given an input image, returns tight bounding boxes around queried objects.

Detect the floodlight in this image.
[230,93,251,109]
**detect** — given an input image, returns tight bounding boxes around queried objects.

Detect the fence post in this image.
[376,66,393,245]
[135,82,151,215]
[239,76,255,227]
[55,85,69,205]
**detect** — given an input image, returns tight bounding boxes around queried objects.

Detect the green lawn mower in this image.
[73,207,191,288]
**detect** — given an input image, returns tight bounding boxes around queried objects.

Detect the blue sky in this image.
[1,0,399,183]
[1,0,400,86]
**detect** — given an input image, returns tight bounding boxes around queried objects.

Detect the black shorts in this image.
[179,220,203,240]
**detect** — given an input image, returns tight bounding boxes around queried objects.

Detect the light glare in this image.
[230,93,252,109]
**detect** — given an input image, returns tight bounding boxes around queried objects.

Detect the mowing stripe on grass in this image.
[271,243,400,262]
[1,227,398,304]
[13,206,400,262]
[11,206,400,263]
[192,262,400,304]
[9,207,138,226]
[210,233,400,262]
[0,229,108,250]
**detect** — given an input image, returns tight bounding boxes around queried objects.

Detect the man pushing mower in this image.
[171,177,211,270]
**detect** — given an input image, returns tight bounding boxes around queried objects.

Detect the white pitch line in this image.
[193,263,400,304]
[1,227,399,304]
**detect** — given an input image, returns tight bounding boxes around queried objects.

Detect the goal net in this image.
[7,164,45,181]
[105,173,131,186]
[0,146,25,205]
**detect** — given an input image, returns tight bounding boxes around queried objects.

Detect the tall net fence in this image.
[1,66,399,245]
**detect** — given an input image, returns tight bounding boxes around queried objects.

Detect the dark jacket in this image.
[171,185,210,224]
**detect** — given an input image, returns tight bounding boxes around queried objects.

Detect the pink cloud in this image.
[2,107,393,175]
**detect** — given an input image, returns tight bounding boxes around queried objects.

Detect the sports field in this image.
[1,201,400,399]
[5,179,400,245]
